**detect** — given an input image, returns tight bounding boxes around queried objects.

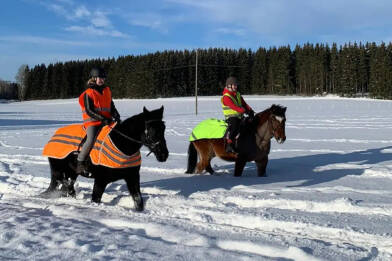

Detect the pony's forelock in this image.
[270,104,286,117]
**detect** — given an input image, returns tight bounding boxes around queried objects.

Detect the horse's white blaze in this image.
[274,116,284,123]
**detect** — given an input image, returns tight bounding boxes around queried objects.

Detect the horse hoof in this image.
[134,204,144,212]
[39,189,62,198]
[91,197,101,204]
[132,194,144,211]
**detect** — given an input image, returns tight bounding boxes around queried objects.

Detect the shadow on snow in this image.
[142,146,392,197]
[0,118,78,127]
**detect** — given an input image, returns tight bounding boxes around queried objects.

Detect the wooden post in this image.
[195,49,198,115]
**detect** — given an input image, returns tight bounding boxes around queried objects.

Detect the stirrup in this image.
[76,160,88,174]
[225,140,236,153]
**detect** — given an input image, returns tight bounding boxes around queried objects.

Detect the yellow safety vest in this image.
[221,92,243,119]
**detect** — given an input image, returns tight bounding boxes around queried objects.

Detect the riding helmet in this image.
[226,76,238,86]
[90,67,106,78]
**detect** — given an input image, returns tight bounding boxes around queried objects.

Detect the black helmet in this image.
[90,67,106,78]
[226,76,238,86]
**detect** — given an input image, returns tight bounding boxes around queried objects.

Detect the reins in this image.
[254,110,274,143]
[110,127,143,144]
[108,119,163,157]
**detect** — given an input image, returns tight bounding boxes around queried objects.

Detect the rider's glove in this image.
[246,109,255,118]
[102,118,113,126]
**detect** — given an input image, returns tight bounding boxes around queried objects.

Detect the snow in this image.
[1,96,392,260]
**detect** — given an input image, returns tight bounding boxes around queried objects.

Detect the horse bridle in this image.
[254,112,282,142]
[109,119,164,157]
[142,119,165,156]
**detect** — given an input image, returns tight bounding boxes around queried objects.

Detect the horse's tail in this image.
[185,142,197,174]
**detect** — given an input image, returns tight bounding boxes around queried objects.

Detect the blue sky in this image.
[1,0,392,81]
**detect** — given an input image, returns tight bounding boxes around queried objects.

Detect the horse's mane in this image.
[114,112,145,134]
[255,104,286,127]
[122,112,144,125]
[116,107,164,131]
[269,104,286,118]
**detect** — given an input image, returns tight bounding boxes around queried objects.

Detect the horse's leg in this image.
[185,142,198,174]
[234,156,247,177]
[255,155,268,177]
[205,143,216,175]
[124,168,143,211]
[41,158,64,196]
[47,167,60,192]
[196,154,212,174]
[206,162,214,175]
[194,141,211,174]
[91,177,109,203]
[58,156,79,197]
[61,170,77,197]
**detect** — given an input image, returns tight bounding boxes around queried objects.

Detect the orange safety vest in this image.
[42,123,142,169]
[79,86,112,128]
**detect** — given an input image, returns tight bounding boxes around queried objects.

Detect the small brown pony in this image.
[185,104,287,177]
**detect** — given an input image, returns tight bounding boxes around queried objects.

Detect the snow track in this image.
[1,97,392,260]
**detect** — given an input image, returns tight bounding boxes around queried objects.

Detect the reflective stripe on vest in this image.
[42,123,142,168]
[221,92,243,119]
[79,87,112,128]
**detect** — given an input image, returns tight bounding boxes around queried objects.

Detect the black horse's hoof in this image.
[80,171,94,178]
[134,204,144,212]
[132,194,144,211]
[91,198,101,204]
[39,189,62,198]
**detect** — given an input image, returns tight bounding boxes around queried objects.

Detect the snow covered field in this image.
[0,96,392,260]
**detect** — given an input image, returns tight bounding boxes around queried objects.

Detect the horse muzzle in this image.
[151,141,169,162]
[276,136,286,144]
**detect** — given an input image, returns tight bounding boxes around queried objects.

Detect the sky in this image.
[1,0,392,81]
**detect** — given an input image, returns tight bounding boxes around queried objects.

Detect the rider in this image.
[221,76,254,153]
[76,67,121,174]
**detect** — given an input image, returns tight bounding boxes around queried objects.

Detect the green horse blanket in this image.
[189,118,227,141]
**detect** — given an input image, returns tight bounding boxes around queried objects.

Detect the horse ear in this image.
[143,106,149,114]
[158,106,164,117]
[283,107,287,113]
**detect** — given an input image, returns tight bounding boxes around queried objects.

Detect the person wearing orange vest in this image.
[76,67,121,174]
[221,76,254,153]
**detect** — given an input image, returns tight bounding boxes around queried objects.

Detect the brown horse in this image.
[185,104,287,177]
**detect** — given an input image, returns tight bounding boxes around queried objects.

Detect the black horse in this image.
[42,106,169,211]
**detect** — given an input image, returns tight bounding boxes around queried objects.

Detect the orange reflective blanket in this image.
[42,123,141,168]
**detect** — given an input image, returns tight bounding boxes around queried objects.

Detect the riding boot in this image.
[225,139,236,153]
[76,160,88,174]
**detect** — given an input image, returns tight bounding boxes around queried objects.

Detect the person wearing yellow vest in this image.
[76,67,121,174]
[221,76,254,153]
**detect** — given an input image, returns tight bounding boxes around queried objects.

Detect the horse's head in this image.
[142,106,169,162]
[254,104,286,144]
[268,104,287,144]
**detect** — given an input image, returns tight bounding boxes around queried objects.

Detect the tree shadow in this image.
[142,146,392,197]
[0,119,78,128]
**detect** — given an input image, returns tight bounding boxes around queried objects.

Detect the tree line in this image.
[0,80,18,100]
[11,42,392,100]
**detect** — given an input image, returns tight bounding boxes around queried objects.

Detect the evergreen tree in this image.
[251,47,268,94]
